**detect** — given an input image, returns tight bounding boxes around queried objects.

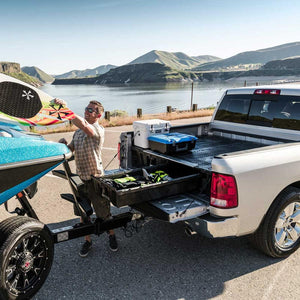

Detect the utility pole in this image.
[190,81,194,110]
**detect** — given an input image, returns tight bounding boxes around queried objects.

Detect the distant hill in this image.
[191,55,222,65]
[228,56,300,78]
[53,63,203,85]
[262,56,300,70]
[22,66,54,83]
[0,62,41,86]
[0,62,21,73]
[193,42,300,71]
[128,50,220,70]
[54,64,117,79]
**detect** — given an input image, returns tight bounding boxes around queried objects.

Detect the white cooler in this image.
[133,119,171,148]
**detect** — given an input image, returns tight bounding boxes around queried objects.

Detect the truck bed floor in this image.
[144,136,264,172]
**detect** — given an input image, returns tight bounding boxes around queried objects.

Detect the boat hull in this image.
[0,123,71,203]
[0,158,65,204]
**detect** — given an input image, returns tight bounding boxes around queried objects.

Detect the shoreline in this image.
[34,108,215,135]
[226,75,300,85]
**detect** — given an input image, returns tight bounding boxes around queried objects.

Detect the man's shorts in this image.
[74,179,111,220]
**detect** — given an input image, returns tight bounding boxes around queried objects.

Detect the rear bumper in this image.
[185,214,239,238]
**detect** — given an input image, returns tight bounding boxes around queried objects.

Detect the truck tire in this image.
[0,216,54,299]
[251,187,300,258]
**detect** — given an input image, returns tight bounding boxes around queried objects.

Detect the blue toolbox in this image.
[148,132,198,154]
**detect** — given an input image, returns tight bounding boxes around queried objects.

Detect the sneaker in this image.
[79,240,92,257]
[109,234,118,252]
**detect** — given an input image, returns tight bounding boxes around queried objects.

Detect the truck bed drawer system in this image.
[133,193,209,223]
[93,164,202,208]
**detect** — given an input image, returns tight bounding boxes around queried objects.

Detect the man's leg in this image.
[108,229,118,251]
[77,182,93,257]
[79,229,92,257]
[89,181,118,251]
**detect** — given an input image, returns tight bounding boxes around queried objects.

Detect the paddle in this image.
[0,73,75,126]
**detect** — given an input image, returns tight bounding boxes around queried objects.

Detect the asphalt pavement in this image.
[1,116,299,299]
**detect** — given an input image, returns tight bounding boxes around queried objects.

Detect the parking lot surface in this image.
[1,117,299,299]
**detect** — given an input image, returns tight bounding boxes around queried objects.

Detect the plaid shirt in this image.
[69,122,104,180]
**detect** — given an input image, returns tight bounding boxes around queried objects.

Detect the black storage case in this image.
[148,133,197,154]
[93,164,201,207]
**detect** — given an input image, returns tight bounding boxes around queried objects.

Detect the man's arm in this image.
[58,138,75,152]
[72,115,95,137]
[52,98,95,137]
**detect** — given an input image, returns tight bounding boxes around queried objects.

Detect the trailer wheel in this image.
[251,187,300,258]
[0,216,54,299]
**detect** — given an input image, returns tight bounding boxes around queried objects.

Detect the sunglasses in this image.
[85,107,98,113]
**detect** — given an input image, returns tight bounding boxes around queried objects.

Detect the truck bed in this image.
[142,135,264,172]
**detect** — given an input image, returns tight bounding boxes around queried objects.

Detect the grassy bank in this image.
[37,108,214,135]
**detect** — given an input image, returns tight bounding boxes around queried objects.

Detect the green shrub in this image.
[110,110,128,117]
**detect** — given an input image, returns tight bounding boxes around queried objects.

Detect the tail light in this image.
[254,89,280,95]
[210,173,238,208]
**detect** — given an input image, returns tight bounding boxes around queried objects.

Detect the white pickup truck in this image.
[112,85,300,258]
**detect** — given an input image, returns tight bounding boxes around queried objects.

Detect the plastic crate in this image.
[133,119,170,148]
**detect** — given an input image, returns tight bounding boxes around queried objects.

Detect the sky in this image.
[1,0,300,75]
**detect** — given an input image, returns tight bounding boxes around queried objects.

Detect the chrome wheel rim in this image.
[274,201,300,249]
[5,234,48,296]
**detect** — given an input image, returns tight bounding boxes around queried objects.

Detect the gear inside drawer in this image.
[93,164,202,207]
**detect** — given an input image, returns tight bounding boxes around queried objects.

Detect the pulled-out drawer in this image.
[93,164,201,207]
[132,192,209,223]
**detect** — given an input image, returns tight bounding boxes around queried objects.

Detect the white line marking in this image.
[103,147,117,151]
[105,130,125,132]
[45,173,64,179]
[262,256,292,300]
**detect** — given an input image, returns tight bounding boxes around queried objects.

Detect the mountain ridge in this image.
[22,66,54,83]
[54,64,117,79]
[0,62,42,86]
[4,42,300,85]
[193,41,300,71]
[52,63,204,85]
[128,50,220,70]
[262,56,300,70]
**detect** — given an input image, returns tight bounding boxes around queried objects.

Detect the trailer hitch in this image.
[51,212,138,243]
[122,212,151,238]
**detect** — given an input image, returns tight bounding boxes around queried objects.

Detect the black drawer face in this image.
[93,164,202,207]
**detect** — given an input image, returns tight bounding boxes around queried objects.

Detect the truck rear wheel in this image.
[0,216,54,299]
[251,187,300,258]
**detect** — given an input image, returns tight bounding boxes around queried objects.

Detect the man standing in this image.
[58,100,118,257]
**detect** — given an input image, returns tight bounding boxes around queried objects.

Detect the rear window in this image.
[215,95,251,124]
[214,94,300,130]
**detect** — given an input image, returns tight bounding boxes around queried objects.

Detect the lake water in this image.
[40,80,276,117]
